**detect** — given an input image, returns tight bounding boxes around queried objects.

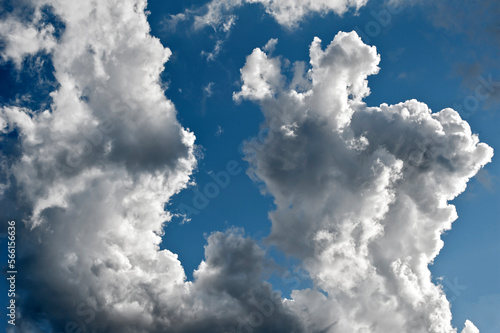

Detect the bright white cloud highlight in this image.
[0,6,57,67]
[462,320,480,333]
[235,32,493,332]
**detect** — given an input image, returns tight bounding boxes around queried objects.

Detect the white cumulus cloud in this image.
[0,5,58,68]
[234,32,493,332]
[462,320,480,333]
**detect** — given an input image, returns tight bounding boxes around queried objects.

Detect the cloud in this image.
[233,47,283,101]
[462,320,480,333]
[263,38,278,54]
[192,0,241,31]
[0,1,300,332]
[215,125,224,136]
[0,4,59,68]
[187,228,305,333]
[0,0,193,330]
[201,38,225,61]
[234,32,493,332]
[192,0,368,29]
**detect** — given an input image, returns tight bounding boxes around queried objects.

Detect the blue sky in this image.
[1,0,499,332]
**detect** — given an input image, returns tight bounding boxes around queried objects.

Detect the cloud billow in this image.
[234,32,492,332]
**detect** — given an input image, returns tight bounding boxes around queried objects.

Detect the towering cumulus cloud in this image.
[0,0,194,330]
[234,32,493,332]
[0,1,300,332]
